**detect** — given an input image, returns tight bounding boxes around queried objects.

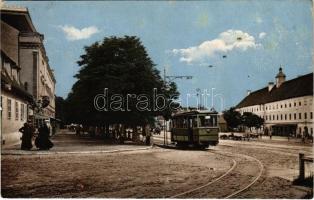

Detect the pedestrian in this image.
[35,123,54,150]
[19,122,34,150]
[269,132,272,140]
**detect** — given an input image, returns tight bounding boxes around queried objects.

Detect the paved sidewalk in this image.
[2,130,150,155]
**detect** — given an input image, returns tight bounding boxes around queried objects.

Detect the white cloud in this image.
[172,29,260,64]
[60,25,99,41]
[259,32,267,39]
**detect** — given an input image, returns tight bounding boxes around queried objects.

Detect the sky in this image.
[7,0,314,111]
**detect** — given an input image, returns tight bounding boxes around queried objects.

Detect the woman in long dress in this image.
[19,123,33,150]
[35,123,54,150]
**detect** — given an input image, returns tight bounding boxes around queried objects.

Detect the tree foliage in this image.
[66,36,179,128]
[241,112,264,131]
[223,107,242,131]
[223,108,264,131]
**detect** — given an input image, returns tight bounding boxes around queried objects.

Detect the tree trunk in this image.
[132,125,139,142]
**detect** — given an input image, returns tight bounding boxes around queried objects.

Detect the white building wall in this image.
[239,95,314,136]
[1,91,28,146]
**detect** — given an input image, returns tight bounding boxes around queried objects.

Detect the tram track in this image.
[154,145,265,199]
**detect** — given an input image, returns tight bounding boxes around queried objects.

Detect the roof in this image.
[173,110,218,117]
[0,6,37,32]
[1,21,19,65]
[1,69,34,102]
[236,73,313,108]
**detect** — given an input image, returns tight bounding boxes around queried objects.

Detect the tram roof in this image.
[172,110,218,117]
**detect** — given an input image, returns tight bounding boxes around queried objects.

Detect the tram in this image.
[170,110,219,148]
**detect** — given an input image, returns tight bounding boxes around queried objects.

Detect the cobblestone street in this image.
[1,130,313,198]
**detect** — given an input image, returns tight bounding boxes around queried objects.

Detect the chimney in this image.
[268,82,274,92]
[247,90,251,96]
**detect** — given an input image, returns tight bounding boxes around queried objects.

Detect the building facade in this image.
[1,7,56,119]
[236,68,313,137]
[1,19,34,145]
[1,6,56,145]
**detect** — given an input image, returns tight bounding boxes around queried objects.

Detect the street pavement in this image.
[1,129,150,155]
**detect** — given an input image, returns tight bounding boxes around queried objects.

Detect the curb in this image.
[1,146,153,156]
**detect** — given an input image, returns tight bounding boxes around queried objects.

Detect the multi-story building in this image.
[1,6,56,145]
[1,19,34,145]
[1,7,56,120]
[236,68,313,137]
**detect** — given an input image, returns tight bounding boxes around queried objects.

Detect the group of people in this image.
[19,121,54,150]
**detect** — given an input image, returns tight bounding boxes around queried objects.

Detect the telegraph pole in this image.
[163,66,193,146]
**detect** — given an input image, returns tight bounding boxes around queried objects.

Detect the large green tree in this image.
[241,112,264,132]
[66,36,179,137]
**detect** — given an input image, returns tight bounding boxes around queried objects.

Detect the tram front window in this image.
[199,115,217,127]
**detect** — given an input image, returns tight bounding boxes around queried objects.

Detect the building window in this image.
[7,99,11,120]
[285,104,287,108]
[294,113,297,120]
[289,114,291,120]
[273,115,275,120]
[311,112,313,119]
[277,115,279,120]
[304,113,307,119]
[299,102,301,106]
[311,128,313,135]
[285,114,287,120]
[289,103,291,107]
[281,114,283,120]
[15,101,19,120]
[21,104,24,121]
[299,113,302,119]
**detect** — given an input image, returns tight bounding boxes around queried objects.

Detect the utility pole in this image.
[163,66,193,146]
